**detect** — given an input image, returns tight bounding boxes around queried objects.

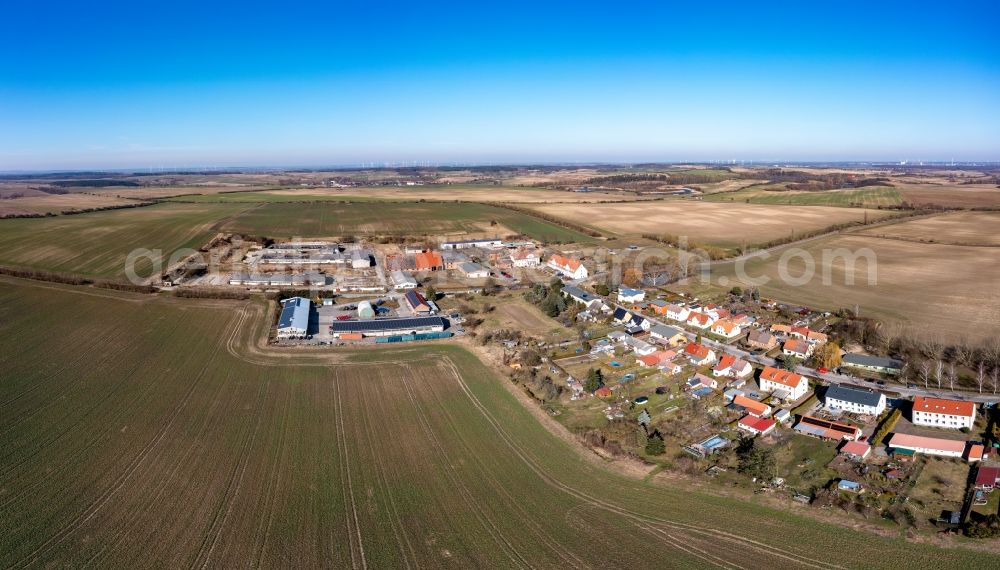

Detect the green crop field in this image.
[220,201,595,243]
[168,190,398,203]
[1,278,996,568]
[705,185,902,207]
[0,202,252,278]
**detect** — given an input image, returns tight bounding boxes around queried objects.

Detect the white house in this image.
[824,385,886,416]
[686,311,715,329]
[442,238,503,250]
[759,366,809,401]
[459,262,490,278]
[912,397,977,430]
[350,250,372,268]
[702,304,729,320]
[665,304,690,322]
[782,339,813,359]
[391,270,418,289]
[710,319,742,339]
[617,287,646,303]
[738,415,776,437]
[686,373,718,390]
[842,353,904,375]
[547,254,588,279]
[622,336,657,356]
[712,355,752,378]
[510,247,541,268]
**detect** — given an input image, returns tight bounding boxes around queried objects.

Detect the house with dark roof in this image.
[649,324,686,346]
[612,307,650,331]
[794,415,862,441]
[404,290,433,314]
[842,353,904,375]
[562,285,597,305]
[823,385,886,416]
[330,316,446,338]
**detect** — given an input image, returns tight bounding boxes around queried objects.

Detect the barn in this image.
[329,316,446,338]
[277,297,311,338]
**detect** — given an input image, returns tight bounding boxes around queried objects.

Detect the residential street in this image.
[606,300,1000,404]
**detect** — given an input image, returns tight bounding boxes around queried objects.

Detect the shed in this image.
[357,300,376,319]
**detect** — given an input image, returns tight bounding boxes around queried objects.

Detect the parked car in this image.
[817,367,829,374]
[336,315,352,321]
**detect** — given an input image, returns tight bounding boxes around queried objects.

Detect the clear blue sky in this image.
[1,1,998,170]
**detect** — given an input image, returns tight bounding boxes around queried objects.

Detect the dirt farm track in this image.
[1,278,998,568]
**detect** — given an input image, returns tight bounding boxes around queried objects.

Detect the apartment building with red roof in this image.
[912,396,977,430]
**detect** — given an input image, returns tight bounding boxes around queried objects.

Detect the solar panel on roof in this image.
[330,316,445,333]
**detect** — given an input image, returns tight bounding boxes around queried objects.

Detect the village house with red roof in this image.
[683,342,717,366]
[912,396,977,430]
[759,366,809,401]
[547,254,588,279]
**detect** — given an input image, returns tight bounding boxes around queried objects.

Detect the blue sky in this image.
[1,1,998,170]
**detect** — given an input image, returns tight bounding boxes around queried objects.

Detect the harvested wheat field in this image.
[2,279,996,567]
[702,234,1000,341]
[530,201,895,247]
[854,211,1000,246]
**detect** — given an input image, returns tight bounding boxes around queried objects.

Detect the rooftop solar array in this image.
[330,316,445,333]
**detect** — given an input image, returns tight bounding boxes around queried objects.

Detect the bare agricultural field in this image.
[854,211,1000,246]
[1,280,995,567]
[895,183,1000,208]
[529,201,895,247]
[699,234,1000,341]
[0,193,138,216]
[0,182,51,198]
[257,184,648,203]
[221,201,596,243]
[489,299,565,338]
[695,178,769,194]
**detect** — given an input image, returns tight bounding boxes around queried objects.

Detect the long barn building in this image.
[330,316,446,338]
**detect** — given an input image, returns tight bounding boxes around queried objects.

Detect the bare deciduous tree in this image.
[977,362,986,394]
[992,367,999,395]
[935,360,943,390]
[947,362,957,392]
[919,361,932,390]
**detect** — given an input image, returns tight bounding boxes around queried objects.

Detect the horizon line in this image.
[3,158,999,176]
